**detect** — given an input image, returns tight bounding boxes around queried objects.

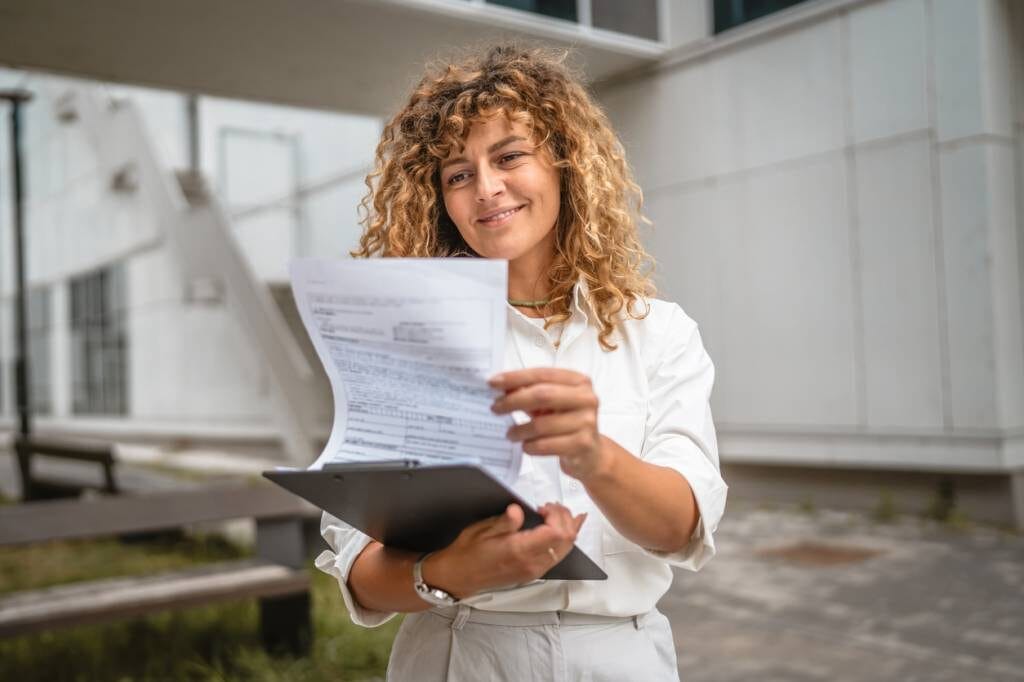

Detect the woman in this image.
[317,45,727,681]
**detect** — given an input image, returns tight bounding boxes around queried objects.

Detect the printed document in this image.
[290,258,521,483]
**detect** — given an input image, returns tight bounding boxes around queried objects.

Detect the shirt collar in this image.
[571,278,595,325]
[506,277,594,324]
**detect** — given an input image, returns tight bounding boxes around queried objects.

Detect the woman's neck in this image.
[508,252,555,318]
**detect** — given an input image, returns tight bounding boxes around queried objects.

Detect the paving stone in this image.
[660,501,1024,681]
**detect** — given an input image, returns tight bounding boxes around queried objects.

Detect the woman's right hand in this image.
[422,502,586,599]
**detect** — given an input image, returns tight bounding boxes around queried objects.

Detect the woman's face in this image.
[439,115,561,268]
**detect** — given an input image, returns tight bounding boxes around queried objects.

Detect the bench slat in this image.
[0,558,309,637]
[16,438,115,464]
[0,485,316,547]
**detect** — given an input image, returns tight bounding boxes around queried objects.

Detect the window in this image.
[592,0,659,41]
[27,287,52,415]
[480,0,663,42]
[487,0,577,22]
[70,266,129,415]
[714,0,811,34]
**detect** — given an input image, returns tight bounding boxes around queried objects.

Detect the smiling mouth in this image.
[477,205,524,225]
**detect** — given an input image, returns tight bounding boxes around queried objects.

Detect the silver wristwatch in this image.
[413,552,460,607]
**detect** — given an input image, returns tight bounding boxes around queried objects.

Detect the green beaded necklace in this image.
[507,298,551,308]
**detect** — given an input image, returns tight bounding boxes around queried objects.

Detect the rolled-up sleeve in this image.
[315,512,397,627]
[639,303,728,571]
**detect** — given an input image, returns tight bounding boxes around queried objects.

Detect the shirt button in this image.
[533,338,545,348]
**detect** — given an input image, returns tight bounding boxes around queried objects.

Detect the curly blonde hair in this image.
[354,45,654,350]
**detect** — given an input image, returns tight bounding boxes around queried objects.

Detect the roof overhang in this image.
[0,0,666,115]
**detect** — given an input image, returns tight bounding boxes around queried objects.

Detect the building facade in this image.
[1,0,1021,523]
[600,0,1024,523]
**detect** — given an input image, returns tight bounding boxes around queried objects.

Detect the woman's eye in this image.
[499,152,525,164]
[447,171,469,185]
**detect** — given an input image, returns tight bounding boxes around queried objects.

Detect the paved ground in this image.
[5,450,1022,681]
[660,501,1024,681]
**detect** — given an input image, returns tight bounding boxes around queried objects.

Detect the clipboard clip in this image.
[323,459,421,472]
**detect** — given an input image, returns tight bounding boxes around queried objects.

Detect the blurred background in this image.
[0,0,1021,680]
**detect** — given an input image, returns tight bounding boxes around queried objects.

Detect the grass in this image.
[797,498,816,515]
[870,490,897,523]
[0,533,245,594]
[0,534,402,681]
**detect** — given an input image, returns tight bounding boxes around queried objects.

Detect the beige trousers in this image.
[386,605,680,681]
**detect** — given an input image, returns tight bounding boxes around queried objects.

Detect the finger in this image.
[492,383,597,415]
[507,410,592,443]
[464,499,524,536]
[545,510,586,558]
[539,503,575,536]
[516,520,574,561]
[537,502,564,521]
[475,503,524,540]
[489,368,589,391]
[515,523,566,552]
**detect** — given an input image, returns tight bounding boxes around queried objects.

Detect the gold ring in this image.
[547,547,558,562]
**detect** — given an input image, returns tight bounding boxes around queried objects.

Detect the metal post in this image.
[186,94,200,174]
[1,89,34,440]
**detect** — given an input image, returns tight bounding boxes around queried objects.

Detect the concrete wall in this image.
[2,0,1020,476]
[195,96,378,281]
[599,0,1024,472]
[0,69,374,433]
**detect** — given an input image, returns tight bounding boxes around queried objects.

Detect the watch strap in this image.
[413,552,459,606]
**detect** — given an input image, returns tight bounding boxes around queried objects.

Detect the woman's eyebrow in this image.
[487,135,528,153]
[441,135,528,170]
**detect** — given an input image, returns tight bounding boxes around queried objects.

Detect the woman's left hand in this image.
[489,368,613,482]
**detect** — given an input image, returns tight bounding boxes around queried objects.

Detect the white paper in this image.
[291,258,521,484]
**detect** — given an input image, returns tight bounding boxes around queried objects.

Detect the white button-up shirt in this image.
[317,283,728,625]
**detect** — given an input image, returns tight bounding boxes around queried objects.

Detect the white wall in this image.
[599,0,1024,470]
[125,247,274,422]
[198,97,379,281]
[4,0,1019,468]
[0,74,165,293]
[665,0,711,47]
[0,70,376,431]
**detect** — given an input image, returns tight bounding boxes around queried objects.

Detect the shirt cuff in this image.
[642,443,728,572]
[315,512,398,628]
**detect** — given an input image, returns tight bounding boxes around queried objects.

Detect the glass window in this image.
[27,287,52,415]
[70,266,129,415]
[714,0,810,34]
[592,0,659,41]
[487,0,577,22]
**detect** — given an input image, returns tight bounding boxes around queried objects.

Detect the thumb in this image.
[477,503,525,539]
[573,512,588,535]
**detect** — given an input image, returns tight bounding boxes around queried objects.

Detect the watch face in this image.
[416,583,457,606]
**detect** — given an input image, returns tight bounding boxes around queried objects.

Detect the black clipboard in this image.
[263,460,606,581]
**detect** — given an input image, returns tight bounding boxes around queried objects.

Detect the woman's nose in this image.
[475,166,505,201]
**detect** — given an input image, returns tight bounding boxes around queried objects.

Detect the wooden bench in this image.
[13,436,119,500]
[0,485,318,654]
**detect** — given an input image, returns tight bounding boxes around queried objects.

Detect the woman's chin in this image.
[466,241,527,262]
[462,229,555,264]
